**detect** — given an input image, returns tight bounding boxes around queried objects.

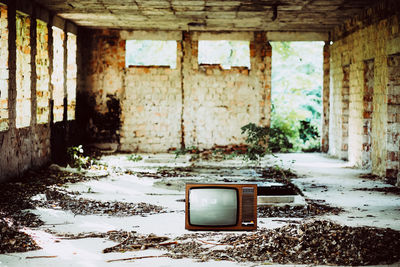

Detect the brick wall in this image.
[121,66,182,152]
[183,32,268,149]
[330,0,400,178]
[82,30,271,152]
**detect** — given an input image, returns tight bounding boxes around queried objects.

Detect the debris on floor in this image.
[34,189,165,216]
[0,166,166,254]
[352,186,400,195]
[163,220,400,265]
[51,230,173,253]
[0,219,40,254]
[0,153,399,266]
[258,199,343,218]
[131,167,194,178]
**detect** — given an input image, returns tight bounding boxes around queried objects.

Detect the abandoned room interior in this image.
[0,0,400,266]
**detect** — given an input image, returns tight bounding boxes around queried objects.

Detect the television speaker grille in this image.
[241,187,255,226]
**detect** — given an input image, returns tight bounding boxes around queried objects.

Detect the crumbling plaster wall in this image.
[330,0,400,179]
[83,30,271,152]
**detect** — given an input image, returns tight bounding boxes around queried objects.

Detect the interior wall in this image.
[0,0,79,182]
[330,0,400,179]
[362,59,374,168]
[82,30,271,152]
[183,32,270,149]
[77,30,124,145]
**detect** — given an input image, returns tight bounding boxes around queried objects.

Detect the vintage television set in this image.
[185,183,257,231]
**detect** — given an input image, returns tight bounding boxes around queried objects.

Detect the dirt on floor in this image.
[258,198,343,218]
[164,220,400,265]
[46,220,400,266]
[0,154,399,266]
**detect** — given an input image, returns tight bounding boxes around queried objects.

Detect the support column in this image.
[7,0,16,130]
[321,41,330,153]
[30,7,37,127]
[255,32,271,128]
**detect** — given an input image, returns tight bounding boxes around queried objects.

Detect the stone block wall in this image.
[182,32,268,149]
[82,30,271,152]
[121,66,182,152]
[330,0,400,179]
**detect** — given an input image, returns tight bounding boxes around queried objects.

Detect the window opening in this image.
[16,12,31,128]
[36,19,50,124]
[0,4,9,131]
[51,26,64,122]
[198,40,250,69]
[125,40,177,69]
[67,32,77,120]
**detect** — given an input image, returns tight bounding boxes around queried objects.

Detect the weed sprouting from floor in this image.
[173,146,200,159]
[67,145,97,170]
[240,123,270,163]
[127,154,143,162]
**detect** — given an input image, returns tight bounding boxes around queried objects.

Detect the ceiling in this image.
[34,0,377,32]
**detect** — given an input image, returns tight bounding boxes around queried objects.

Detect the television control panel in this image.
[242,187,255,227]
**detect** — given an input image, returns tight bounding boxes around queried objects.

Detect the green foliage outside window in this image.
[125,40,177,68]
[270,41,323,152]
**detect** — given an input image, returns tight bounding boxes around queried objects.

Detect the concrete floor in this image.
[0,153,399,267]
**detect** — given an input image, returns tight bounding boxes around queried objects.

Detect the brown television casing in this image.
[185,183,257,231]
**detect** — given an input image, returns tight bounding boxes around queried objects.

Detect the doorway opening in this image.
[271,42,324,152]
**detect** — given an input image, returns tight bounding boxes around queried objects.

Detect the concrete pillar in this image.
[30,7,37,127]
[341,65,350,160]
[7,0,16,130]
[255,32,271,128]
[321,41,330,153]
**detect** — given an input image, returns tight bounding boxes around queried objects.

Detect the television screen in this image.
[188,187,238,226]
